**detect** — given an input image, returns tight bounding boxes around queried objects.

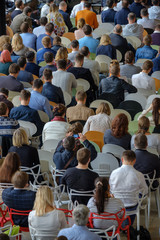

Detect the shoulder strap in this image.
[63,152,75,170]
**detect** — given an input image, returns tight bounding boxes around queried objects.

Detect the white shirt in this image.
[132,72,155,91]
[33,26,55,38]
[148,6,160,20]
[109,165,148,207]
[41,4,50,18]
[137,17,155,30]
[68,51,79,63]
[70,1,85,18]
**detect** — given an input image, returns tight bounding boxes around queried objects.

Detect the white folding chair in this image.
[125,36,141,49]
[151,71,160,80]
[60,37,71,48]
[90,99,114,111]
[98,23,114,32]
[110,109,132,122]
[102,144,125,160]
[92,28,111,38]
[125,93,147,110]
[116,49,122,62]
[38,110,49,123]
[12,95,20,107]
[90,153,119,177]
[63,91,71,106]
[18,121,37,138]
[38,149,55,173]
[42,139,60,153]
[136,58,149,63]
[50,165,66,187]
[89,226,120,240]
[8,91,20,101]
[76,78,90,92]
[146,94,160,109]
[20,81,32,88]
[137,88,155,99]
[29,224,57,240]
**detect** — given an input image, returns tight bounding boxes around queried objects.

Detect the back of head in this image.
[57,59,67,70]
[42,36,51,48]
[96,102,111,115]
[2,43,12,53]
[40,17,48,26]
[53,103,66,117]
[59,1,67,8]
[55,47,68,62]
[75,90,87,102]
[107,0,114,8]
[100,34,111,46]
[13,127,29,147]
[111,113,129,138]
[142,60,153,71]
[141,8,148,17]
[80,46,89,56]
[26,51,35,62]
[0,35,10,52]
[125,50,134,64]
[152,0,159,5]
[122,0,129,8]
[114,24,122,34]
[155,24,160,31]
[122,150,136,163]
[71,40,79,49]
[0,88,9,97]
[83,24,92,35]
[0,234,10,240]
[84,2,91,8]
[50,3,58,12]
[43,68,53,80]
[73,204,89,226]
[75,53,84,64]
[68,122,83,134]
[20,89,31,101]
[15,0,23,8]
[134,133,147,149]
[63,136,75,151]
[44,52,53,63]
[45,23,54,34]
[77,18,86,29]
[110,63,120,76]
[20,22,29,33]
[17,56,26,68]
[23,6,32,15]
[53,36,61,45]
[143,35,152,46]
[152,97,160,126]
[128,12,136,22]
[138,116,150,134]
[12,171,28,188]
[0,102,7,116]
[33,78,43,89]
[77,147,91,165]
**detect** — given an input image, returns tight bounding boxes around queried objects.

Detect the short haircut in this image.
[57,59,67,70]
[20,89,31,101]
[53,36,61,45]
[76,90,87,101]
[77,148,91,165]
[143,35,152,46]
[84,2,91,8]
[12,171,29,188]
[83,24,92,35]
[73,204,89,226]
[142,60,153,71]
[0,88,9,97]
[107,0,115,8]
[75,53,84,63]
[15,0,23,8]
[33,79,43,89]
[26,51,35,62]
[128,12,136,21]
[141,8,148,16]
[77,18,85,29]
[40,17,48,26]
[68,122,83,134]
[20,22,29,33]
[71,40,79,49]
[44,52,54,63]
[43,68,53,80]
[122,0,129,8]
[110,64,120,76]
[59,1,67,7]
[134,133,147,149]
[125,51,134,64]
[0,102,7,115]
[0,234,10,240]
[23,6,32,15]
[42,36,51,48]
[80,46,89,56]
[152,0,159,5]
[122,150,136,163]
[155,24,160,31]
[114,24,122,34]
[9,63,20,74]
[2,43,12,53]
[45,23,54,34]
[63,136,75,151]
[17,56,26,68]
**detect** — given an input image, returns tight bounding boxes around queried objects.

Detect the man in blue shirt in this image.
[20,22,37,51]
[29,79,53,120]
[101,0,116,23]
[36,23,54,51]
[78,25,99,54]
[59,1,73,31]
[114,0,130,25]
[25,51,40,77]
[17,57,33,84]
[129,0,145,18]
[152,50,160,72]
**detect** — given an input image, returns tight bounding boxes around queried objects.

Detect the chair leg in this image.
[155,188,160,218]
[145,206,148,229]
[137,212,140,240]
[147,194,151,227]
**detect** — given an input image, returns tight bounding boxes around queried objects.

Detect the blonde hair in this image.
[55,47,68,62]
[12,128,29,147]
[12,33,24,52]
[49,3,58,13]
[0,35,11,52]
[77,18,85,29]
[96,102,111,115]
[34,186,54,216]
[100,34,111,46]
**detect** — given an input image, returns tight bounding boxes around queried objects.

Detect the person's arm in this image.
[137,104,152,121]
[71,74,77,88]
[79,133,97,161]
[58,211,68,229]
[114,13,117,25]
[66,14,73,30]
[43,98,53,120]
[82,119,91,135]
[121,78,137,93]
[53,145,73,170]
[93,14,99,29]
[58,87,65,105]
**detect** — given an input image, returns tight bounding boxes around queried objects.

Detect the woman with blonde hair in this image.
[53,47,73,70]
[74,18,85,40]
[28,186,67,240]
[83,102,111,134]
[0,35,10,52]
[47,3,66,36]
[12,33,29,56]
[96,34,116,59]
[0,50,12,75]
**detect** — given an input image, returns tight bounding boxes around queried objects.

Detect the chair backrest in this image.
[18,120,37,138]
[69,119,86,126]
[32,74,39,80]
[21,165,41,185]
[153,77,160,91]
[50,165,66,187]
[63,91,71,106]
[89,226,120,240]
[116,49,122,62]
[49,101,57,107]
[136,58,149,63]
[125,36,141,49]
[0,183,13,191]
[60,37,71,48]
[146,94,160,109]
[0,73,7,77]
[68,188,94,207]
[42,139,60,153]
[98,23,114,32]
[38,110,49,123]
[110,109,132,122]
[125,93,147,110]
[118,100,143,120]
[90,100,113,111]
[62,32,75,41]
[95,55,112,65]
[20,81,32,88]
[151,45,159,51]
[102,144,125,160]
[84,131,104,151]
[76,78,90,92]
[39,61,46,67]
[137,88,155,98]
[152,71,160,81]
[29,224,57,239]
[12,95,20,107]
[9,208,31,229]
[38,149,55,173]
[8,91,20,101]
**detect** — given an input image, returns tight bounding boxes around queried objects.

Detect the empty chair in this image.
[98,23,114,32]
[84,131,104,151]
[76,78,90,92]
[38,149,55,173]
[125,93,147,110]
[42,139,60,153]
[102,144,125,160]
[118,100,143,120]
[60,37,71,48]
[12,95,20,107]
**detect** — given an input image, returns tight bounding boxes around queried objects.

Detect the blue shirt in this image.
[114,8,130,25]
[135,45,158,62]
[29,90,53,120]
[42,82,65,104]
[101,8,116,23]
[20,33,37,51]
[129,2,145,18]
[39,64,57,78]
[152,54,160,72]
[78,36,99,54]
[25,62,41,77]
[36,48,56,64]
[17,70,33,83]
[59,9,73,30]
[96,44,116,59]
[36,34,53,51]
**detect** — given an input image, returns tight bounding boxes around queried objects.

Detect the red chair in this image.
[0,202,10,227]
[57,208,73,225]
[88,208,131,240]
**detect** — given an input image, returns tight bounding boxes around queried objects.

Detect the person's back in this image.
[129,0,145,18]
[152,53,160,72]
[25,51,40,77]
[101,0,116,23]
[148,0,160,20]
[36,23,54,51]
[151,24,160,46]
[114,0,130,25]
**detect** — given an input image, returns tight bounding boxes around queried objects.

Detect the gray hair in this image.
[73,205,89,226]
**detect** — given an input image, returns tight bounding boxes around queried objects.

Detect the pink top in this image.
[74,28,85,40]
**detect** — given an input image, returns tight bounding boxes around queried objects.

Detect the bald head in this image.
[113,24,122,34]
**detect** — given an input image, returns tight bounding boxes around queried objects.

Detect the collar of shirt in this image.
[154,31,160,33]
[15,8,21,11]
[52,116,66,122]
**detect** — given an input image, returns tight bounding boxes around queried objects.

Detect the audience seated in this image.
[47,3,66,37]
[61,147,98,204]
[129,0,145,18]
[58,204,101,240]
[0,88,14,113]
[114,0,130,25]
[152,48,160,72]
[0,152,20,183]
[151,24,160,46]
[53,47,73,70]
[101,0,116,23]
[10,89,44,136]
[33,17,48,38]
[123,12,144,41]
[25,51,40,77]
[68,40,79,63]
[11,0,24,20]
[74,18,85,40]
[10,6,32,34]
[59,1,73,31]
[0,35,10,54]
[36,23,54,51]
[20,22,37,51]
[51,36,62,54]
[52,59,77,96]
[104,113,131,150]
[41,0,54,18]
[12,33,29,57]
[148,0,160,20]
[29,79,53,120]
[87,177,124,229]
[42,68,65,104]
[0,50,13,75]
[2,43,19,63]
[132,60,155,91]
[36,36,56,65]
[137,8,155,30]
[66,91,94,123]
[42,104,70,142]
[109,150,148,224]
[29,186,67,239]
[96,34,117,59]
[120,51,141,79]
[17,56,34,84]
[39,52,57,77]
[135,35,158,61]
[2,171,36,227]
[83,102,111,134]
[0,63,24,92]
[78,25,99,54]
[70,0,87,18]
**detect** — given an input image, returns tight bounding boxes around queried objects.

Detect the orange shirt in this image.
[75,9,99,29]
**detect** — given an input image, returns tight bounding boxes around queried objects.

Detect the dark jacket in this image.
[59,9,73,31]
[42,82,65,104]
[114,8,131,25]
[17,70,33,84]
[152,54,160,72]
[0,95,14,113]
[36,34,53,51]
[36,48,56,65]
[129,2,145,18]
[151,32,160,46]
[25,62,41,77]
[96,44,117,59]
[11,9,22,20]
[39,64,57,78]
[0,75,24,92]
[101,8,116,23]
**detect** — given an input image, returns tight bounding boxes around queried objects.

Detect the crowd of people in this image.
[0,0,160,239]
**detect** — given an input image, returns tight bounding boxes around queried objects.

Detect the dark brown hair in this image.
[53,104,66,117]
[137,116,150,134]
[20,89,31,101]
[111,113,129,138]
[68,122,83,134]
[122,150,136,162]
[77,148,91,165]
[152,98,160,126]
[134,133,147,149]
[12,171,28,188]
[0,102,8,116]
